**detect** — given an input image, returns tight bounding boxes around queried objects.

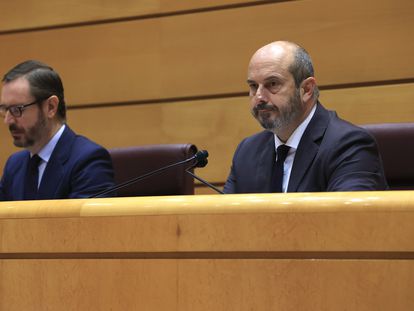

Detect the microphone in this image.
[91,150,207,198]
[185,150,224,194]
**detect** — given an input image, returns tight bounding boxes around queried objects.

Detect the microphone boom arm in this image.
[91,153,198,198]
[185,169,224,194]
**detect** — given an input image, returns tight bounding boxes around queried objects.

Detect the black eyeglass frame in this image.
[0,100,40,118]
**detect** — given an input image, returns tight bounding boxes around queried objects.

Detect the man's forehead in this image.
[248,46,293,76]
[254,42,295,61]
[1,77,32,103]
[247,57,291,82]
[3,76,30,90]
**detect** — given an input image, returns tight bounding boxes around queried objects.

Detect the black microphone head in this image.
[196,158,208,168]
[195,150,208,161]
[194,150,208,168]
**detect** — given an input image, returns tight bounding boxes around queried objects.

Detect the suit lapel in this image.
[15,152,31,200]
[37,126,76,199]
[256,132,276,192]
[288,104,330,192]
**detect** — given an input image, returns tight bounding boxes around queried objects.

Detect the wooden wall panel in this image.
[195,186,223,195]
[0,0,266,32]
[320,83,414,124]
[0,0,413,106]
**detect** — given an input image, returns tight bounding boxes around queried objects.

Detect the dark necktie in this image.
[24,154,42,200]
[271,145,291,192]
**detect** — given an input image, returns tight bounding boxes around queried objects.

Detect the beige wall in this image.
[0,0,413,192]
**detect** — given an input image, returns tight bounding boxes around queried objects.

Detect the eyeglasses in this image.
[0,101,39,118]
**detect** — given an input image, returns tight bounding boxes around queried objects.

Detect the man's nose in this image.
[4,110,15,125]
[255,85,268,103]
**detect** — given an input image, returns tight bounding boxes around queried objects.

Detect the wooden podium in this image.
[0,192,413,310]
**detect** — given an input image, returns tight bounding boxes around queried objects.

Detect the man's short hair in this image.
[288,46,320,99]
[2,60,66,121]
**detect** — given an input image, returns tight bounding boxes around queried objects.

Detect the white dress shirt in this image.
[274,104,317,192]
[32,124,66,188]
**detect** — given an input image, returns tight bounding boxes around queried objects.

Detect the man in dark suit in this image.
[0,60,115,200]
[224,41,387,193]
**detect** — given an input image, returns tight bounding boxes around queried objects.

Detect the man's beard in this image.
[9,110,47,148]
[251,89,303,133]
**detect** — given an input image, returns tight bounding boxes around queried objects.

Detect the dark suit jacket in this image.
[224,103,388,193]
[0,126,115,200]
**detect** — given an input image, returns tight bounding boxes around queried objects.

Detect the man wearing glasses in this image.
[0,60,115,200]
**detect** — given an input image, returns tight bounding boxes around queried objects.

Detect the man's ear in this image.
[300,77,316,103]
[45,95,59,118]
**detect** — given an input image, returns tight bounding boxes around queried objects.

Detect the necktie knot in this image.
[276,144,290,163]
[30,154,42,167]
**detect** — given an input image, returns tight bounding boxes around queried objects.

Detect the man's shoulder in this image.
[68,137,111,165]
[315,103,372,141]
[2,150,29,177]
[63,126,109,154]
[325,110,372,140]
[49,126,111,167]
[233,130,273,159]
[72,134,106,152]
[5,150,29,165]
[241,130,273,146]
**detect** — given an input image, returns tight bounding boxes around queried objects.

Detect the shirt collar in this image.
[36,124,66,163]
[274,104,317,150]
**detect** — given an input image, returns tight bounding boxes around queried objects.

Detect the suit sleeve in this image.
[223,139,246,194]
[223,165,236,194]
[0,156,18,201]
[325,130,388,191]
[0,177,5,201]
[68,147,115,198]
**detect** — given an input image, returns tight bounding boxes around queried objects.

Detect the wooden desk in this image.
[0,192,413,310]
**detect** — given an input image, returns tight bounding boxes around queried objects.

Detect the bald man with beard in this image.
[224,41,387,193]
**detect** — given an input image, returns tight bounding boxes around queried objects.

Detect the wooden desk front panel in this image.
[0,193,413,310]
[1,259,413,310]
